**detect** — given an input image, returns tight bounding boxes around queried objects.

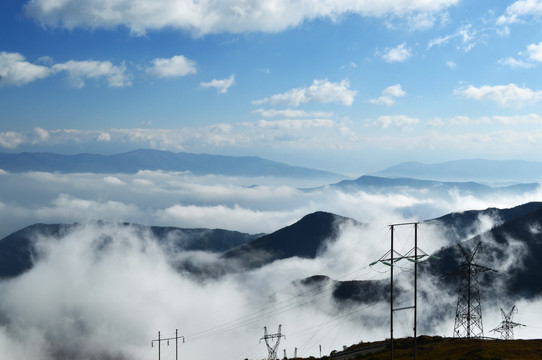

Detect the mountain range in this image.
[0,149,343,180]
[3,150,542,186]
[375,159,542,183]
[3,202,542,306]
[320,175,539,197]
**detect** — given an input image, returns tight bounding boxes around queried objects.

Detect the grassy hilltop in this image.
[319,336,542,360]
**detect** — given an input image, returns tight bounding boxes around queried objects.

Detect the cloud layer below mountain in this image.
[0,170,541,359]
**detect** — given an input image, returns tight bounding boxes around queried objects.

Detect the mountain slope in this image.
[221,211,360,270]
[0,149,344,179]
[420,202,542,300]
[0,222,258,278]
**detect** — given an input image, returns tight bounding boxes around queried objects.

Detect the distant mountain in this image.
[0,149,345,180]
[0,222,259,278]
[221,211,361,270]
[375,159,542,183]
[318,175,539,196]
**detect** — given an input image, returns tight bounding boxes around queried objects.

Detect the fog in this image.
[0,170,541,359]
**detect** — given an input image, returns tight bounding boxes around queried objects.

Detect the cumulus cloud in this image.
[51,60,131,88]
[24,0,460,36]
[254,108,333,118]
[499,41,542,69]
[497,0,542,25]
[0,51,51,86]
[200,74,235,93]
[459,83,542,107]
[526,41,542,62]
[370,84,406,106]
[0,131,26,149]
[253,79,356,106]
[256,119,335,130]
[374,115,420,128]
[380,43,411,63]
[146,55,197,78]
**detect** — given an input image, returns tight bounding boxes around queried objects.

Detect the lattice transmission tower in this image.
[491,306,525,340]
[260,325,285,360]
[449,242,496,338]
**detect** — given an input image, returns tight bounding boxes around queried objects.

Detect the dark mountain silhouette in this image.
[298,275,389,305]
[0,222,259,279]
[375,159,542,182]
[420,202,542,301]
[0,149,344,179]
[221,211,361,270]
[320,175,539,196]
[3,202,542,305]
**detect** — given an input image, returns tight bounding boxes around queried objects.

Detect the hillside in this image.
[222,211,360,270]
[328,336,542,360]
[0,222,259,278]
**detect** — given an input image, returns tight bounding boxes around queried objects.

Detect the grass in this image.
[324,336,542,360]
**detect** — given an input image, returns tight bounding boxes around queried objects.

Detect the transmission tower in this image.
[260,325,285,360]
[151,329,185,360]
[448,242,496,338]
[371,223,433,360]
[491,306,525,340]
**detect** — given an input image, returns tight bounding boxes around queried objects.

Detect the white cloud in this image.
[427,24,478,52]
[32,127,50,143]
[52,60,131,88]
[498,57,534,69]
[380,43,411,63]
[446,61,457,69]
[146,55,197,78]
[374,115,420,128]
[459,83,542,107]
[256,119,335,130]
[104,176,125,185]
[254,109,333,118]
[253,79,356,106]
[200,74,235,94]
[0,52,51,86]
[369,84,406,106]
[497,0,542,25]
[526,41,542,62]
[0,131,25,149]
[499,41,542,69]
[24,0,460,36]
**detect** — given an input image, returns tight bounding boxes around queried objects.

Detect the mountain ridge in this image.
[0,149,344,179]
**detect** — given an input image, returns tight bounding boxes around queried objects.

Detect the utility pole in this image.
[151,329,185,360]
[260,325,285,360]
[371,222,432,360]
[491,306,525,340]
[446,242,496,338]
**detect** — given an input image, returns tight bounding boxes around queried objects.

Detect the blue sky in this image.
[2,0,542,174]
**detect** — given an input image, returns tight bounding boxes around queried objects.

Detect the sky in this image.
[3,2,542,358]
[2,0,542,175]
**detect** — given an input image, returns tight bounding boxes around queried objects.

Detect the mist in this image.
[0,170,542,359]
